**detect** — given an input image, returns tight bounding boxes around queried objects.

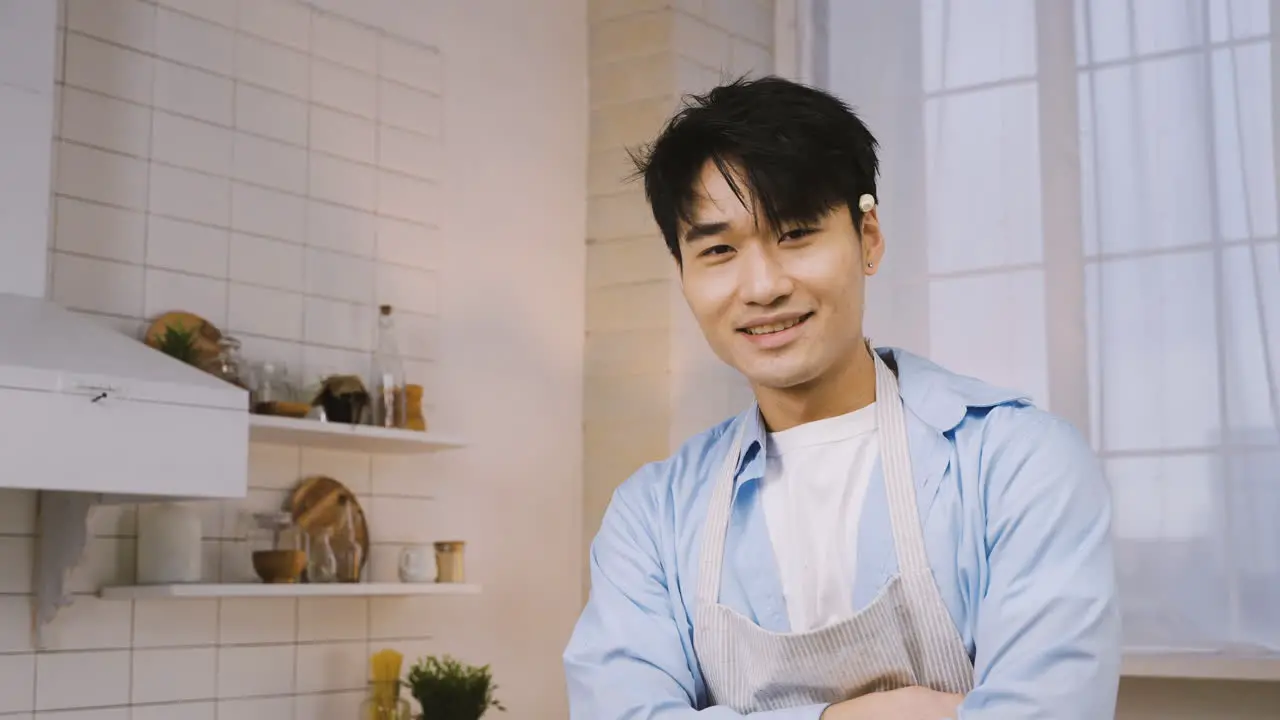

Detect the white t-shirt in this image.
[761,403,879,632]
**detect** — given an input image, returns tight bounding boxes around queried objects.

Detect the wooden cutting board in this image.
[144,310,224,372]
[289,475,370,573]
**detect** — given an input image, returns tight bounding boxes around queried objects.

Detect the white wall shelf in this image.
[249,414,465,453]
[98,582,481,600]
[1122,651,1280,682]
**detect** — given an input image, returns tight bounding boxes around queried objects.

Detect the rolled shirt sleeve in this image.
[959,408,1122,718]
[564,469,829,720]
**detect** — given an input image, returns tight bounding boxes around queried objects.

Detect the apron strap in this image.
[872,347,931,574]
[696,418,747,608]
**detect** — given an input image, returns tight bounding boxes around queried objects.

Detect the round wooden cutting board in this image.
[289,475,370,573]
[144,310,224,371]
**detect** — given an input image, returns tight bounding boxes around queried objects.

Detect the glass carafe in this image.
[334,495,364,583]
[307,529,337,583]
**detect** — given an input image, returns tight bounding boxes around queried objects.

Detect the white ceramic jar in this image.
[136,502,202,584]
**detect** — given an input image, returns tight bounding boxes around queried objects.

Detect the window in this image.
[819,0,1280,654]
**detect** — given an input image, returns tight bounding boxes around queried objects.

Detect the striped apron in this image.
[693,348,974,712]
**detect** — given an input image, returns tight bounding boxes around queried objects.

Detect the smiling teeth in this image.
[744,317,803,335]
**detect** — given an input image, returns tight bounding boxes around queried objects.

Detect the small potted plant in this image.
[405,654,504,720]
[155,324,200,366]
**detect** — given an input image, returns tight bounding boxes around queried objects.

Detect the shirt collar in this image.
[731,345,1029,485]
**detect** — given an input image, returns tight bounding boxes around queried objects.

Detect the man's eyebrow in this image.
[683,221,730,244]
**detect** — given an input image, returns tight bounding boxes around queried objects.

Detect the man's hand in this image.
[820,686,964,720]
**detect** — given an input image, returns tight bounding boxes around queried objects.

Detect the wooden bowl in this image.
[252,550,306,584]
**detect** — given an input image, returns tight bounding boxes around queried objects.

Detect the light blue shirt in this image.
[564,347,1121,719]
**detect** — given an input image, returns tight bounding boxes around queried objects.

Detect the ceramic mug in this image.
[398,544,434,583]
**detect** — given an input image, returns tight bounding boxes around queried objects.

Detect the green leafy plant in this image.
[156,324,199,365]
[405,654,504,720]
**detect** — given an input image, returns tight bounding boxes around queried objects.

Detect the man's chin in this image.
[739,363,822,392]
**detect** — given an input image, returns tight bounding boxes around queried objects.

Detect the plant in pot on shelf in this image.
[405,655,504,720]
[155,323,201,366]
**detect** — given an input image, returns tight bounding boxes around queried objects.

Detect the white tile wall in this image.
[1,0,453,716]
[46,0,444,385]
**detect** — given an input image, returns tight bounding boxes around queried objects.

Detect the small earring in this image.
[866,262,874,268]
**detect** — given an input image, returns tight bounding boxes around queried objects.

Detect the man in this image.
[564,76,1120,719]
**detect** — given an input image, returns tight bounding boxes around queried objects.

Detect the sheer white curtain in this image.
[809,0,1280,656]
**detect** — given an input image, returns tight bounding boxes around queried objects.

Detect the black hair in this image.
[629,75,880,264]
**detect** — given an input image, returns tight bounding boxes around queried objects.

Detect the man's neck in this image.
[754,344,877,432]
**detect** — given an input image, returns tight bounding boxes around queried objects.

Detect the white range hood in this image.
[0,292,250,498]
[0,2,249,500]
[5,295,251,638]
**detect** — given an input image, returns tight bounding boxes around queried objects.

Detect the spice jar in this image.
[212,335,247,389]
[401,384,426,431]
[434,541,465,583]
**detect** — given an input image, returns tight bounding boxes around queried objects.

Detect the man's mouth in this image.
[739,313,813,336]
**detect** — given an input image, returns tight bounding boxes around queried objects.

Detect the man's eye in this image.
[699,245,734,257]
[780,228,817,242]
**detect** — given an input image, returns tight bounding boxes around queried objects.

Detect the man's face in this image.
[677,161,883,390]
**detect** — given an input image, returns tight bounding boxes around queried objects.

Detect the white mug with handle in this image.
[398,544,434,583]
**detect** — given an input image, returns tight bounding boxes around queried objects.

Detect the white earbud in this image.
[858,194,876,213]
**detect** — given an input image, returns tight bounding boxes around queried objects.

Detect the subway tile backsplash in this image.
[1,0,448,715]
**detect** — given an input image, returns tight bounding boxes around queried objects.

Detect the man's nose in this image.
[738,245,792,306]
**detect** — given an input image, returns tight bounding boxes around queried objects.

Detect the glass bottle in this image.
[359,680,410,720]
[334,495,364,583]
[371,305,407,428]
[307,529,337,583]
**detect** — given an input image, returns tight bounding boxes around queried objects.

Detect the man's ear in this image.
[859,208,885,274]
